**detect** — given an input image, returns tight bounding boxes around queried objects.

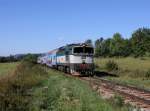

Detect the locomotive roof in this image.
[58,43,93,50]
[43,43,93,55]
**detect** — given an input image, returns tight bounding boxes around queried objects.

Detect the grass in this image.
[0,61,48,111]
[95,57,150,89]
[31,68,132,111]
[0,62,18,76]
[0,62,132,111]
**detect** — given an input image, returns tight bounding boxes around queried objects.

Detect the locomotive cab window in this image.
[85,47,94,54]
[74,47,94,54]
[74,47,83,53]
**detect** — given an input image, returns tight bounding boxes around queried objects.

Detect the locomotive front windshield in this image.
[74,47,94,54]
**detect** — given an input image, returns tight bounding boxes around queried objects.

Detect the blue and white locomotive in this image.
[38,43,94,76]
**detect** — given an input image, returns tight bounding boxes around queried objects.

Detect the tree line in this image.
[85,27,150,57]
[1,27,150,63]
[0,54,39,63]
[0,56,18,63]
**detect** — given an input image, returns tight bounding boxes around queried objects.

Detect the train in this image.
[37,43,95,76]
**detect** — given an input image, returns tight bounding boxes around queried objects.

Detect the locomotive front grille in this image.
[72,63,94,70]
[81,55,86,59]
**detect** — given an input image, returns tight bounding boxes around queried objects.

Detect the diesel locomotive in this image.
[37,43,94,76]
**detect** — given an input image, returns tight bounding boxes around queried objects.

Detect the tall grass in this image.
[0,62,18,76]
[95,57,150,72]
[0,61,48,111]
[105,60,119,71]
[145,69,150,79]
[95,57,150,89]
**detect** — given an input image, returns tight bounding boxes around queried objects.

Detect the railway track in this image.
[79,76,150,111]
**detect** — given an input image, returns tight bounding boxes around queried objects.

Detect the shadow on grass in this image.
[94,70,119,77]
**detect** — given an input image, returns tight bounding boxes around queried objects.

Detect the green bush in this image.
[105,60,119,71]
[145,69,150,79]
[111,95,124,107]
[22,54,38,63]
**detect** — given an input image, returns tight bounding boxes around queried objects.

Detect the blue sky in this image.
[0,0,150,56]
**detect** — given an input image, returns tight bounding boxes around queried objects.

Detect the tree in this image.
[110,33,124,56]
[94,37,103,57]
[101,38,111,57]
[94,33,132,57]
[22,54,38,63]
[122,39,132,56]
[108,33,132,57]
[93,27,150,57]
[0,55,18,63]
[0,57,7,63]
[131,28,150,57]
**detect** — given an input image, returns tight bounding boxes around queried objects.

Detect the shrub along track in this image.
[60,71,150,111]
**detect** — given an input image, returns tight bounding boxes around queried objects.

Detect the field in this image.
[0,62,18,76]
[0,61,132,111]
[95,57,150,89]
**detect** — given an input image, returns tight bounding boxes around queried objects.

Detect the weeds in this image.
[145,69,150,79]
[129,69,144,78]
[105,60,119,71]
[0,61,48,111]
[0,62,18,76]
[112,95,124,107]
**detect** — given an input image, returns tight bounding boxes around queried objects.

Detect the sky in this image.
[0,0,150,56]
